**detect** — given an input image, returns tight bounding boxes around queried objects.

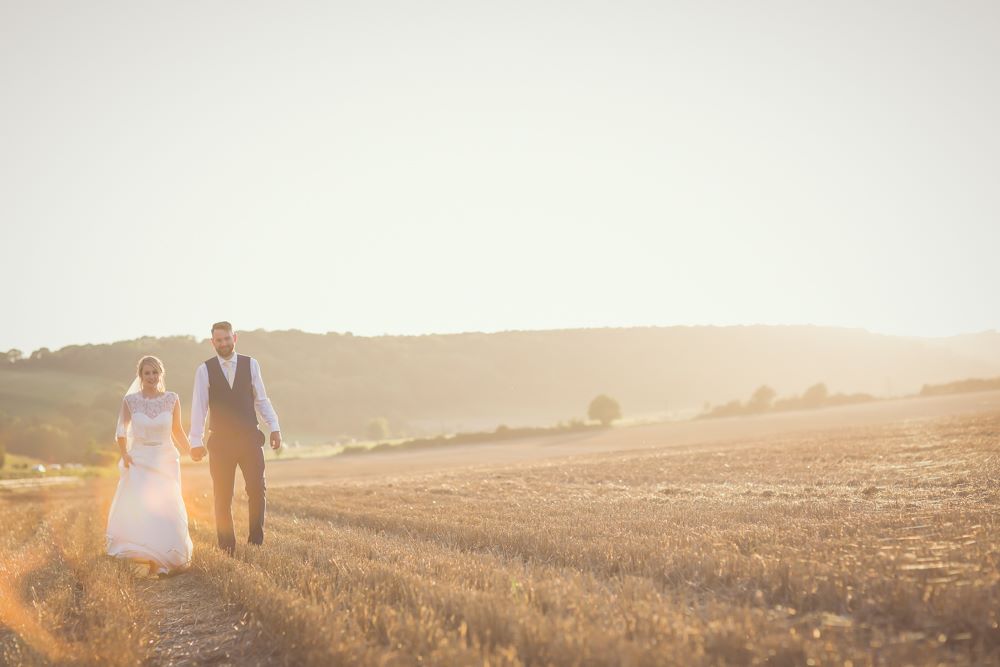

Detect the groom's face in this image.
[212,329,237,359]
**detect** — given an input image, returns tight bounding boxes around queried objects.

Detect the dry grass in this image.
[2,411,999,665]
[0,488,150,666]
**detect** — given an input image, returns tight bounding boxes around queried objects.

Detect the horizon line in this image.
[6,323,998,356]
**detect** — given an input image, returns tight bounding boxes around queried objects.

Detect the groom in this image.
[189,321,281,554]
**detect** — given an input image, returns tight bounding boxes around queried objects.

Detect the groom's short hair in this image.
[211,321,234,334]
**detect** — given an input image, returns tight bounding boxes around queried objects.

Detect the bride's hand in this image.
[121,452,134,468]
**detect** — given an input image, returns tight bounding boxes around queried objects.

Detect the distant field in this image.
[181,389,1000,489]
[2,394,998,665]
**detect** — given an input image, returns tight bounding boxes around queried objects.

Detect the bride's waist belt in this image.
[138,439,163,447]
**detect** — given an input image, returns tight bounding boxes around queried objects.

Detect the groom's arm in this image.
[189,364,210,456]
[250,358,281,449]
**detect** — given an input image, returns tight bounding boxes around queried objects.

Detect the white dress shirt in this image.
[189,353,280,449]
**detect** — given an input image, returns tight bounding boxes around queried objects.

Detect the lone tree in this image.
[588,395,622,426]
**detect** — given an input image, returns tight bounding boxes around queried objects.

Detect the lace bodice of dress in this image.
[124,392,177,443]
[126,391,177,420]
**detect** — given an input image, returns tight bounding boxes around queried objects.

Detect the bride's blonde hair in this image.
[136,355,167,392]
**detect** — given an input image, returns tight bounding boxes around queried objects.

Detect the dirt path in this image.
[134,570,276,667]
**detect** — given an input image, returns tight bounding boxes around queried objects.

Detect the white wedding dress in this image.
[106,391,193,574]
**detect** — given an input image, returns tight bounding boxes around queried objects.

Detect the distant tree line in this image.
[699,383,876,419]
[918,377,1000,397]
[341,420,603,456]
[346,395,622,456]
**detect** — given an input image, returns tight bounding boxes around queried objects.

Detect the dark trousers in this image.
[209,443,266,554]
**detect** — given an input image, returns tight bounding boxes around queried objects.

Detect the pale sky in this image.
[2,1,997,353]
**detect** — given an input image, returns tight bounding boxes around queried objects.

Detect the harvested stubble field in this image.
[2,405,999,666]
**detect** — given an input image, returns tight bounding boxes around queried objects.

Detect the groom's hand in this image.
[270,431,282,450]
[190,446,206,462]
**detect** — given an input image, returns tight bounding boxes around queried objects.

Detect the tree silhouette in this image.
[748,385,776,412]
[802,382,829,407]
[366,417,390,441]
[588,395,621,426]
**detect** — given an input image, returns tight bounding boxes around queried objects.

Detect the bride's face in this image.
[140,364,161,390]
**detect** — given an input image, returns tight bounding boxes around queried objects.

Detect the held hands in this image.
[186,435,276,458]
[121,452,134,469]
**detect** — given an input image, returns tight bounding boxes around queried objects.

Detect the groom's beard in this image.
[216,345,234,358]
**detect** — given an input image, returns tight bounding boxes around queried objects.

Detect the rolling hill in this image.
[2,326,999,448]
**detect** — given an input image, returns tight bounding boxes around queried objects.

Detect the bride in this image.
[107,355,194,576]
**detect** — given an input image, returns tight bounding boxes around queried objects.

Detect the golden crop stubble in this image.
[255,414,998,665]
[196,509,711,665]
[0,487,153,667]
[5,411,997,666]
